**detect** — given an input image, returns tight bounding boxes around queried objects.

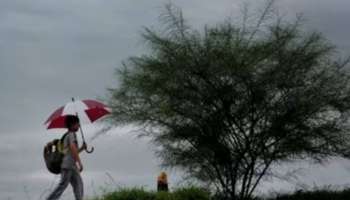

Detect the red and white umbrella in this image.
[45,98,111,129]
[45,98,111,153]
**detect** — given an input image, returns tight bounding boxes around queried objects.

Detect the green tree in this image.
[107,3,350,200]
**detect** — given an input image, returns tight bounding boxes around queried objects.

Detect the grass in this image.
[267,188,350,200]
[89,186,211,200]
[89,187,350,200]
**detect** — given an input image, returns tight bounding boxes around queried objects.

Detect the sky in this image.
[1,0,350,199]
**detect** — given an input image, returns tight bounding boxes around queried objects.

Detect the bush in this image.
[155,191,175,200]
[173,187,211,200]
[268,189,350,200]
[100,187,155,200]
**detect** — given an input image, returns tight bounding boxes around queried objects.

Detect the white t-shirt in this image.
[61,131,78,170]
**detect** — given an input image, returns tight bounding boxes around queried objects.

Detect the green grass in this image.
[89,187,211,200]
[268,188,350,200]
[89,187,350,200]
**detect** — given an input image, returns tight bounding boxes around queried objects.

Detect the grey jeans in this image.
[46,168,83,200]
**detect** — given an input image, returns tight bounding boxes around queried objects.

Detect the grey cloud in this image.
[277,0,350,52]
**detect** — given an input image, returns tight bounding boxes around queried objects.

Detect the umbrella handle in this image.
[85,145,94,153]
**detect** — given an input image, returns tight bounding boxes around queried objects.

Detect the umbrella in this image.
[45,98,111,153]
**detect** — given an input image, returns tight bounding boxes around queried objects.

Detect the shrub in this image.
[155,191,175,200]
[100,187,155,200]
[172,187,211,200]
[269,189,350,200]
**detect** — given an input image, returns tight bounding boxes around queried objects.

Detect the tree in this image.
[107,2,350,200]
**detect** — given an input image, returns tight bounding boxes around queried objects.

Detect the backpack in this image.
[43,133,68,174]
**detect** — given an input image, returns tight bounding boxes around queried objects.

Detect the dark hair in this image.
[65,115,80,129]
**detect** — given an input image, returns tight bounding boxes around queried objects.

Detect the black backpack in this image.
[43,133,68,174]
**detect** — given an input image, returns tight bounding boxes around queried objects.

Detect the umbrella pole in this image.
[79,125,94,153]
[72,97,94,154]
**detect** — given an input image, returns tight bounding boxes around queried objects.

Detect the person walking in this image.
[46,115,86,200]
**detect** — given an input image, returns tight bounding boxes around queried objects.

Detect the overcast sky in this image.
[1,0,350,199]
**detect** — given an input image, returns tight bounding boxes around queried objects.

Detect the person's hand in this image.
[81,142,87,150]
[77,162,83,172]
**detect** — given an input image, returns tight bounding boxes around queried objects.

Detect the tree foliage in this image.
[107,2,350,200]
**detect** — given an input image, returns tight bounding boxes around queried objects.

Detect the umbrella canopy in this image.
[45,99,111,129]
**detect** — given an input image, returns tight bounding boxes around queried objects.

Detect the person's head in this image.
[159,172,167,180]
[65,115,80,132]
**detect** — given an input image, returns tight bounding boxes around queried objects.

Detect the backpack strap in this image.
[60,132,69,142]
[57,132,69,154]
